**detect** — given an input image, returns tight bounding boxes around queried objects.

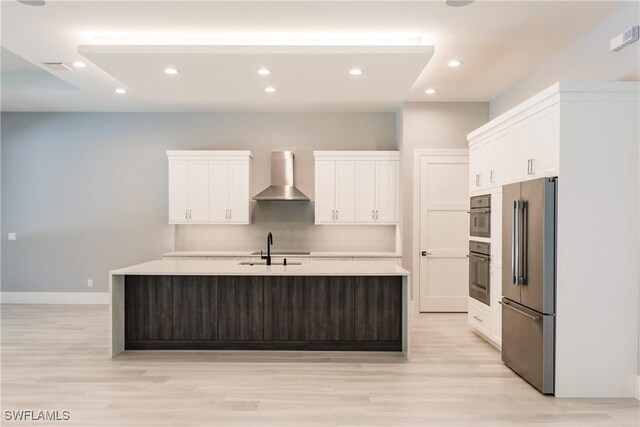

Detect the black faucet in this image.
[261,232,273,266]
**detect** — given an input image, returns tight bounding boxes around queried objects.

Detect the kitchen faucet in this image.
[261,232,273,266]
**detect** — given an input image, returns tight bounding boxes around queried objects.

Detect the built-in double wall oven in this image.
[469,194,491,238]
[468,241,491,305]
[469,194,491,305]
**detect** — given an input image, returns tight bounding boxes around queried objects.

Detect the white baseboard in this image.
[1,292,109,305]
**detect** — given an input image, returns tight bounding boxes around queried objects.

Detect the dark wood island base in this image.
[124,275,403,352]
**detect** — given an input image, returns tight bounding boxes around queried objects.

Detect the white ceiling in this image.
[0,0,629,112]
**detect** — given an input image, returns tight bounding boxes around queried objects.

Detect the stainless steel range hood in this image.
[253,151,310,201]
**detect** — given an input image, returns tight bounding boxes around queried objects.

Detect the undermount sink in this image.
[238,261,302,266]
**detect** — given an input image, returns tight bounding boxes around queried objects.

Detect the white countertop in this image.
[162,251,402,258]
[111,259,409,277]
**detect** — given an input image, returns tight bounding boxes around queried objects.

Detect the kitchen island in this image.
[109,259,410,358]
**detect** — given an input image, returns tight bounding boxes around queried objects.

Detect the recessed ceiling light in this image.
[115,88,127,94]
[257,68,271,76]
[425,88,437,95]
[349,68,363,76]
[72,61,86,68]
[448,60,463,68]
[446,0,474,7]
[264,86,276,93]
[164,68,179,75]
[17,0,46,6]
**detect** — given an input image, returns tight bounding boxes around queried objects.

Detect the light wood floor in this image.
[1,305,638,427]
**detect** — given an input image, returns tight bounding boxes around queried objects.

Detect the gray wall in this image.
[397,103,490,291]
[1,112,396,293]
[490,1,640,118]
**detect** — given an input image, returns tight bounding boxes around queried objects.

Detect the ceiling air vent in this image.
[42,62,73,71]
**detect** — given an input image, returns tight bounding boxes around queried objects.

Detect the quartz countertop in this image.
[162,251,402,258]
[111,259,409,277]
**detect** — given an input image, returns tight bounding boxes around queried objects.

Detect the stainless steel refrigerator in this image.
[501,177,556,395]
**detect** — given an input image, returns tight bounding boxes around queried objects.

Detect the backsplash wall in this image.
[175,202,397,252]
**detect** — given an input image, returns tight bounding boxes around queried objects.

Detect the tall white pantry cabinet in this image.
[167,151,252,225]
[467,82,639,398]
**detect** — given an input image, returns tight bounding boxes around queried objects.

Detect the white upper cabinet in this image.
[314,151,399,225]
[167,151,252,225]
[531,103,560,177]
[355,161,376,222]
[227,160,250,223]
[334,161,356,223]
[168,160,191,223]
[374,160,397,223]
[468,93,560,191]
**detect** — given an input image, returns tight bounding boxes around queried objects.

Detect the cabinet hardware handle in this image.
[530,158,535,175]
[189,209,192,219]
[475,174,480,186]
[473,316,483,322]
[185,209,188,219]
[372,210,375,220]
[336,210,339,220]
[228,210,231,220]
[375,210,379,220]
[490,170,494,183]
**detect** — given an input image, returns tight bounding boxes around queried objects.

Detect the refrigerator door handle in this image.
[499,300,541,321]
[512,200,518,285]
[521,200,528,285]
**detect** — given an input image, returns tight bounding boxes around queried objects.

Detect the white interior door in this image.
[168,160,189,223]
[418,153,469,312]
[228,160,250,223]
[208,160,229,222]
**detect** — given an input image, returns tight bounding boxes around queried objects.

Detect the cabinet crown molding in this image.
[468,81,639,144]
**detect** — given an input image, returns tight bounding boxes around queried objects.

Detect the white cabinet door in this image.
[355,161,376,223]
[334,161,356,223]
[374,160,397,223]
[469,144,482,189]
[228,160,250,223]
[491,129,515,186]
[168,160,190,223]
[208,160,229,222]
[533,104,560,177]
[314,160,336,223]
[512,116,536,182]
[188,161,210,222]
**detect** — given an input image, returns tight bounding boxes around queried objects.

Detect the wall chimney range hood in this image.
[253,151,310,201]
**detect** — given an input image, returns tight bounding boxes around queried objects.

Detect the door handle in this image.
[421,251,432,256]
[511,200,518,285]
[473,316,483,322]
[521,200,528,285]
[499,300,541,321]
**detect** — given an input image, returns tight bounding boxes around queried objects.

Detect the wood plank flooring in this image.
[1,304,638,426]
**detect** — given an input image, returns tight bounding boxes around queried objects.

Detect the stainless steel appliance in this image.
[468,241,491,306]
[501,177,557,395]
[253,151,310,201]
[469,194,491,237]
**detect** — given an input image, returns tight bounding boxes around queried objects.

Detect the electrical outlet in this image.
[8,233,16,241]
[87,279,93,288]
